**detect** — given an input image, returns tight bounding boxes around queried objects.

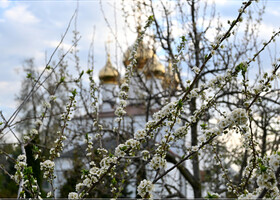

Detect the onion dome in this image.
[123,40,153,70]
[162,60,179,89]
[144,54,165,79]
[99,54,119,85]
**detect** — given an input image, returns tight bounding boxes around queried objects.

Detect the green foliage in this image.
[205,191,219,199]
[0,144,20,197]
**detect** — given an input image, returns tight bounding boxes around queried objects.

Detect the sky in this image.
[1,0,280,132]
[0,0,133,118]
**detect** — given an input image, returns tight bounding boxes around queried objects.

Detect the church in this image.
[54,38,193,198]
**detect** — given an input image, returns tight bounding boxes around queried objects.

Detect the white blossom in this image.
[230,108,248,126]
[40,160,55,178]
[141,150,150,161]
[50,95,57,101]
[83,178,92,187]
[68,192,79,199]
[75,183,84,192]
[137,179,154,199]
[269,154,280,171]
[125,139,140,149]
[17,154,26,162]
[35,120,43,126]
[30,128,38,135]
[47,191,52,198]
[149,154,166,170]
[134,129,147,140]
[43,101,51,109]
[192,66,200,74]
[115,144,127,157]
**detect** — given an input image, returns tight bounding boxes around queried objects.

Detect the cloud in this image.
[268,9,280,17]
[0,0,9,8]
[3,4,39,24]
[45,40,73,50]
[0,81,20,108]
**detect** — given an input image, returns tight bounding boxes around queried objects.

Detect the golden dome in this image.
[99,54,119,85]
[123,40,153,70]
[144,54,165,79]
[162,60,179,89]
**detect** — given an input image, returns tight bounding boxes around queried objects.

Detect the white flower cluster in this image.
[141,150,150,161]
[13,154,27,183]
[269,153,280,171]
[47,191,52,198]
[238,155,280,199]
[40,160,55,178]
[192,66,200,74]
[74,166,101,193]
[137,179,154,199]
[188,88,199,100]
[153,101,177,121]
[120,82,129,92]
[119,99,127,107]
[49,95,56,102]
[256,169,277,189]
[15,159,27,171]
[238,192,258,200]
[49,134,66,158]
[252,68,278,95]
[134,129,147,140]
[115,83,129,123]
[115,106,126,117]
[23,128,39,142]
[254,156,280,198]
[217,108,248,131]
[100,156,118,171]
[115,139,140,157]
[118,90,128,100]
[207,69,235,89]
[71,154,118,197]
[35,119,43,127]
[43,101,51,109]
[149,154,167,170]
[68,192,79,199]
[115,144,127,157]
[17,154,26,162]
[84,135,93,157]
[134,101,179,142]
[173,126,188,138]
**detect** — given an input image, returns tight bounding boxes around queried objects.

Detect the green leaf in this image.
[86,69,93,74]
[235,62,247,76]
[205,192,219,199]
[200,123,207,129]
[81,169,89,175]
[177,99,183,108]
[33,145,39,152]
[120,146,127,151]
[60,76,65,83]
[23,166,33,175]
[79,70,84,78]
[111,177,117,185]
[26,73,32,79]
[259,164,267,173]
[71,89,77,96]
[148,15,154,21]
